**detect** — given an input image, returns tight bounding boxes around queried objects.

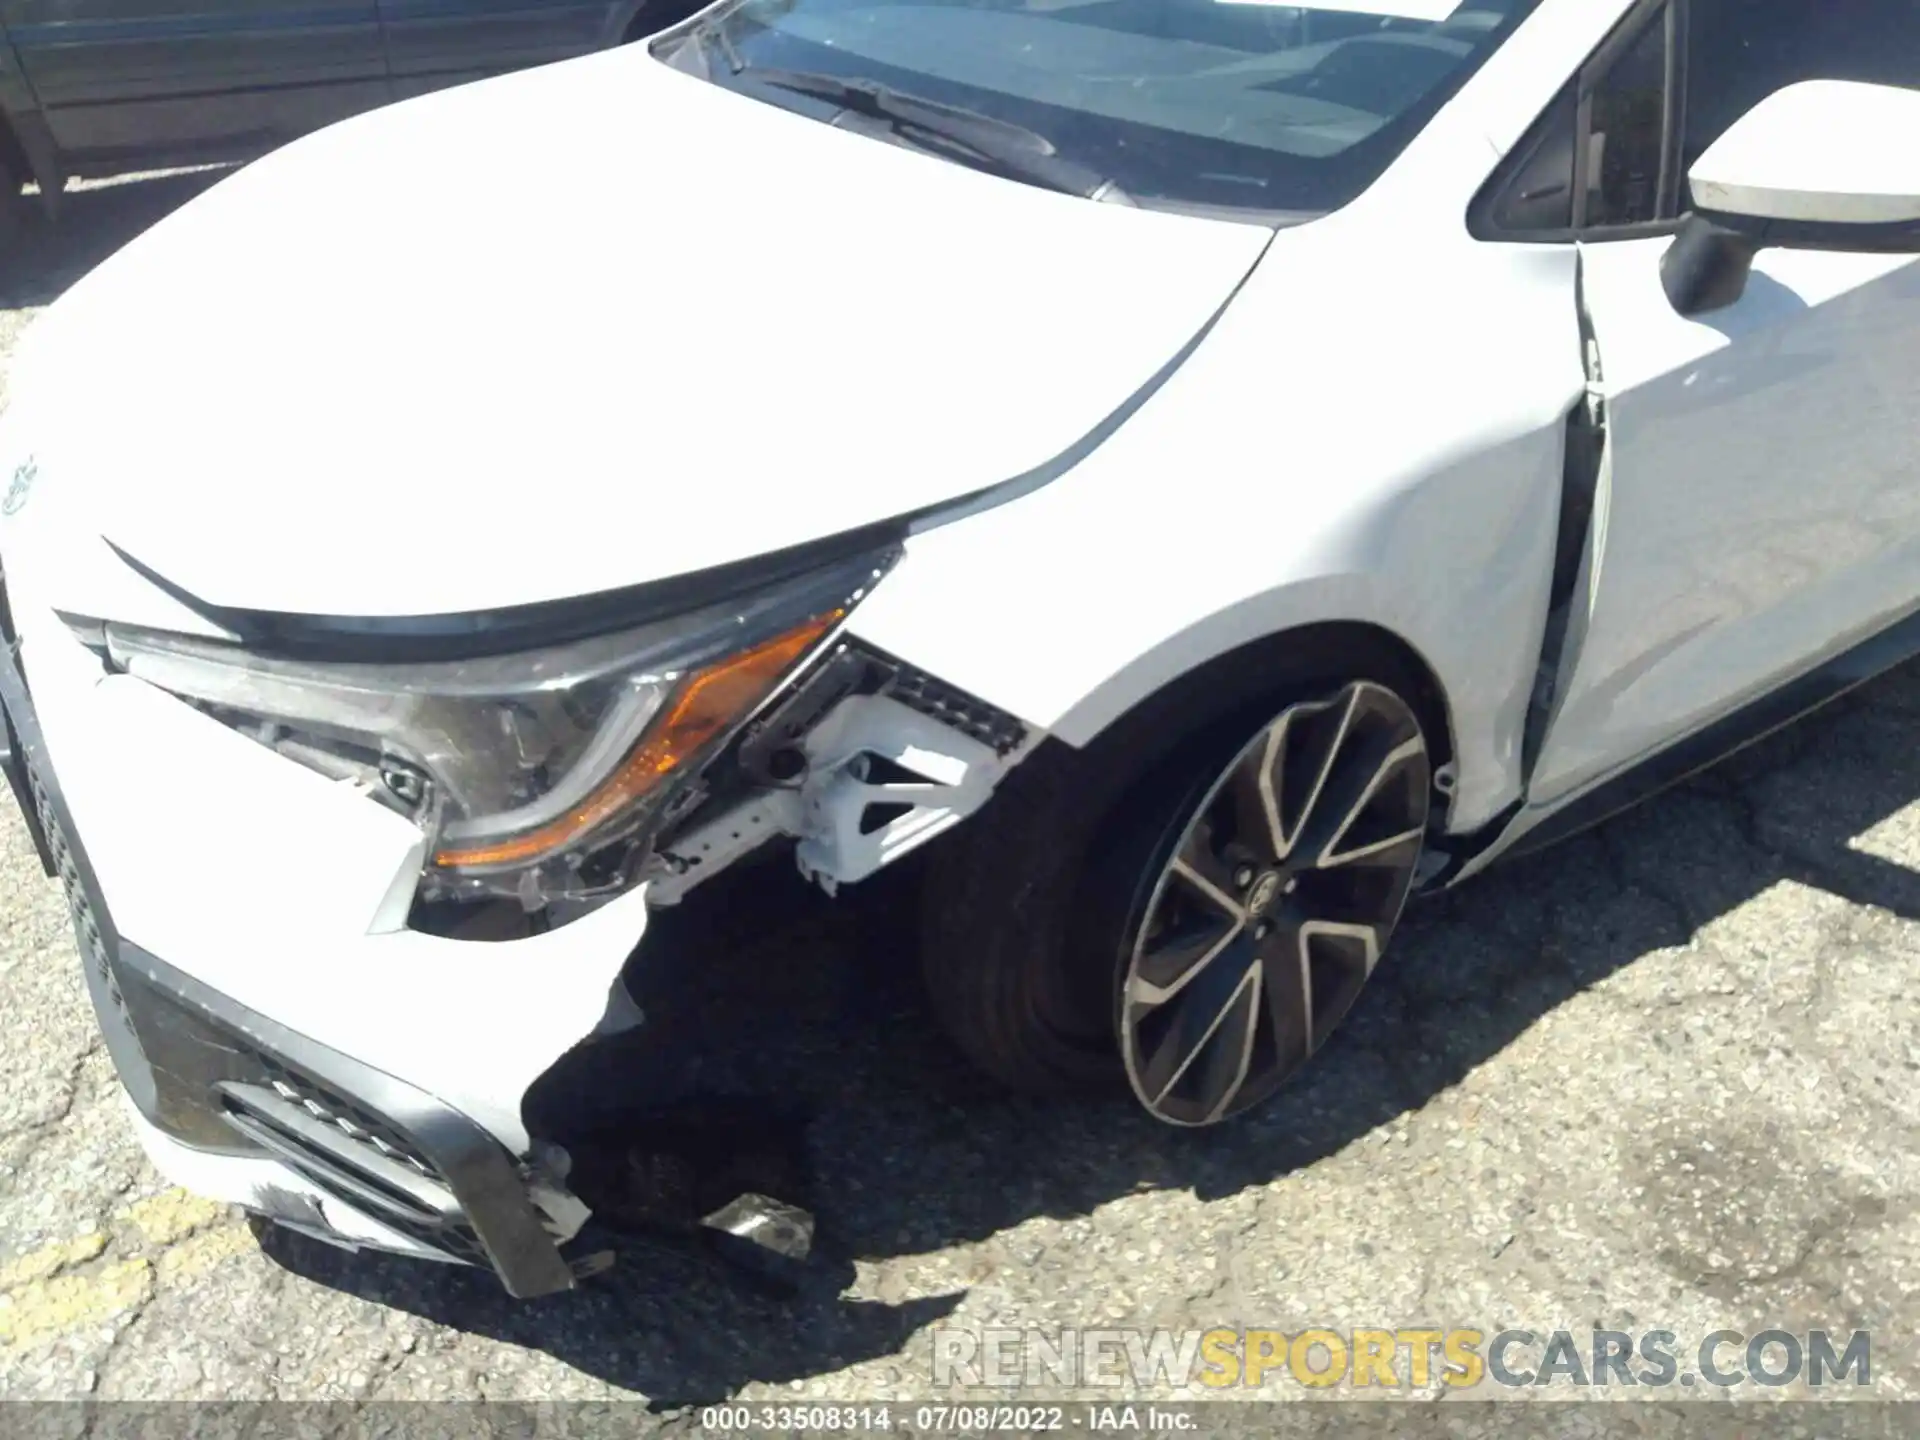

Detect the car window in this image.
[656,0,1544,221]
[1481,83,1575,233]
[1476,0,1920,243]
[1583,4,1667,228]
[1470,0,1673,239]
[1682,0,1920,190]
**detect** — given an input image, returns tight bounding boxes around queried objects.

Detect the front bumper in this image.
[114,942,577,1294]
[0,597,641,1298]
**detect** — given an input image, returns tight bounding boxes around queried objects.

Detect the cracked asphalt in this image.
[1,173,1917,1417]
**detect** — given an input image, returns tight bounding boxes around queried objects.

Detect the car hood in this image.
[5,45,1270,621]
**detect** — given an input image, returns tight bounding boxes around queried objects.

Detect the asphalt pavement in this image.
[0,174,1916,1418]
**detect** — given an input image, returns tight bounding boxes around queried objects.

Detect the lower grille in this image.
[216,1067,491,1266]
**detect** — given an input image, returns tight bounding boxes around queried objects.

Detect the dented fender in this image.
[851,209,1591,838]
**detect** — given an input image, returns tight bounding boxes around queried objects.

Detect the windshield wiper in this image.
[735,66,1133,203]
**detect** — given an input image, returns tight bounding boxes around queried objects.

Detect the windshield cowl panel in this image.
[657,0,1541,218]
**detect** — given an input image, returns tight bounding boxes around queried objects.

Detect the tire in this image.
[920,641,1436,1124]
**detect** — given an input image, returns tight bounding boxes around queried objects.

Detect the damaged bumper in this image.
[112,945,583,1296]
[0,598,626,1298]
[0,527,1034,1298]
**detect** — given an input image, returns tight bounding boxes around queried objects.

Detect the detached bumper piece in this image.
[0,636,577,1299]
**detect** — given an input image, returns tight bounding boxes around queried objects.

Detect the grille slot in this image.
[252,1057,438,1180]
[216,1070,490,1265]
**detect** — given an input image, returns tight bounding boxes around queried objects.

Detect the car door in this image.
[1482,0,1920,808]
[0,18,46,185]
[1,0,390,166]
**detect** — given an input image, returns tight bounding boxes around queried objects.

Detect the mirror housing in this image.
[1661,80,1920,317]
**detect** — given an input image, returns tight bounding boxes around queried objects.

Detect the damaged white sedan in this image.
[0,0,1916,1296]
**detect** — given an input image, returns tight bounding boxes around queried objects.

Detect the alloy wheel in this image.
[1117,681,1430,1126]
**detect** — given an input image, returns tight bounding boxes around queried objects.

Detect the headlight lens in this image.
[95,554,887,905]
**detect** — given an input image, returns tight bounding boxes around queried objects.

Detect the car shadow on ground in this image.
[254,661,1920,1407]
[0,170,228,309]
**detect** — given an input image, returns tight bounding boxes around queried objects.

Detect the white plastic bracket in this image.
[793,694,1011,895]
[646,693,1025,905]
[647,788,803,906]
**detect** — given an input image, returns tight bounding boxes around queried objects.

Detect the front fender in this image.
[848,212,1585,836]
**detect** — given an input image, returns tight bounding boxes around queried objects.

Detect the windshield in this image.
[656,0,1540,219]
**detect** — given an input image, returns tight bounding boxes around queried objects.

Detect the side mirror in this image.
[1660,79,1920,317]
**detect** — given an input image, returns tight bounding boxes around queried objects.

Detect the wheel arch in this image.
[850,547,1533,840]
[1056,616,1457,801]
[910,615,1454,1104]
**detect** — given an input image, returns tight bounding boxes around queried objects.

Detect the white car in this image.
[0,0,1915,1297]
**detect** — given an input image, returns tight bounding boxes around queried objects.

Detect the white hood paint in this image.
[10,45,1269,620]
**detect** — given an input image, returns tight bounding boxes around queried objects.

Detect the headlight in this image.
[92,553,890,906]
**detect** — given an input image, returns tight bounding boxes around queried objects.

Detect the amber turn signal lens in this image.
[430,610,843,871]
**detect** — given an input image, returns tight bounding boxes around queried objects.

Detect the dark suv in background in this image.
[0,0,703,231]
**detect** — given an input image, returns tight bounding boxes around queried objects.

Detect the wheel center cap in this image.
[1246,870,1283,916]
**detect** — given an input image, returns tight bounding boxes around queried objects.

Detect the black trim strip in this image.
[1661,0,1689,219]
[219,1107,454,1229]
[103,518,907,664]
[217,1082,465,1225]
[1652,1,1678,216]
[1519,399,1603,778]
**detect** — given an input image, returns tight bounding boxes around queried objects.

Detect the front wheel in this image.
[920,677,1431,1127]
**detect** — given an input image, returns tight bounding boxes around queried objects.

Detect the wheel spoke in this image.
[1318,732,1425,865]
[1300,918,1383,981]
[1199,966,1263,1123]
[1168,849,1246,924]
[1319,826,1425,871]
[1256,917,1314,1071]
[1296,732,1425,868]
[1135,950,1261,1113]
[1129,906,1243,1005]
[1238,724,1289,862]
[1263,690,1357,861]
